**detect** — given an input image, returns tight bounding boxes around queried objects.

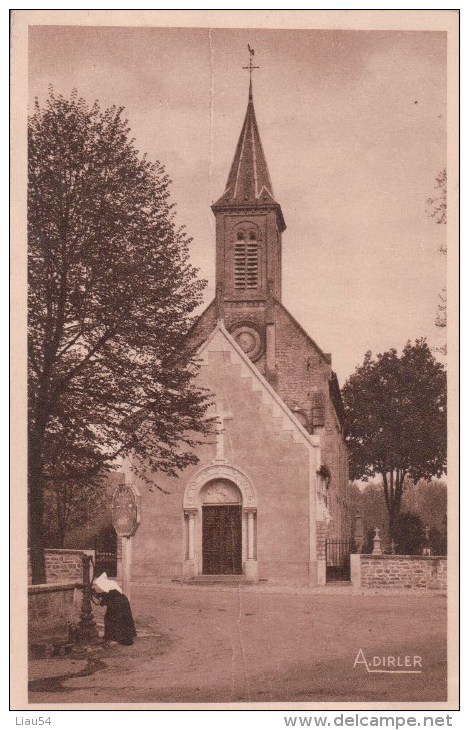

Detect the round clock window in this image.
[230,324,264,362]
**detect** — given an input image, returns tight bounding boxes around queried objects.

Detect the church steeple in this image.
[212,82,284,226]
[212,67,286,311]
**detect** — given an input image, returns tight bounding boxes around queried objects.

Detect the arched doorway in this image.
[183,464,258,581]
[201,480,242,575]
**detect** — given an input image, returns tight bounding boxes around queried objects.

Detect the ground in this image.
[28,584,447,705]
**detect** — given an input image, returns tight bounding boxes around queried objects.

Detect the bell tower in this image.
[211,57,286,371]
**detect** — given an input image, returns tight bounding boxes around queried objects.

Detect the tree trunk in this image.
[28,468,46,584]
[388,510,397,545]
[382,470,406,549]
[57,524,66,549]
[28,429,47,584]
[55,488,67,549]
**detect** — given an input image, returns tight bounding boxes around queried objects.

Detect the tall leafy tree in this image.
[28,90,213,583]
[342,340,446,541]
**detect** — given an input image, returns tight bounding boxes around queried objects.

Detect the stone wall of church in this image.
[271,302,350,541]
[321,401,350,540]
[131,456,207,580]
[272,302,331,420]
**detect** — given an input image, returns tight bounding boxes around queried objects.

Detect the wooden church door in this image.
[202,505,242,574]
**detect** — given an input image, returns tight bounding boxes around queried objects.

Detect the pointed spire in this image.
[213,83,278,209]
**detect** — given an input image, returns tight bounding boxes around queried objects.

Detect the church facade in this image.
[128,80,350,586]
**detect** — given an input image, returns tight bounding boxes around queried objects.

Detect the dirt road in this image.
[28,584,447,705]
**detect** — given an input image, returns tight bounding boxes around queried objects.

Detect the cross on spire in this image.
[212,44,285,230]
[243,45,259,99]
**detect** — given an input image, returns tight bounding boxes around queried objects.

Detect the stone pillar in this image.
[183,509,198,579]
[372,527,382,555]
[265,282,277,385]
[265,324,276,376]
[216,281,225,321]
[188,511,196,559]
[354,511,364,554]
[122,536,132,599]
[350,553,362,588]
[116,536,122,580]
[244,508,258,582]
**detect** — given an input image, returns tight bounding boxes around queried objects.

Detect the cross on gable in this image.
[213,400,233,463]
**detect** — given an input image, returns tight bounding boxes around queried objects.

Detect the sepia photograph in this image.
[11,9,458,712]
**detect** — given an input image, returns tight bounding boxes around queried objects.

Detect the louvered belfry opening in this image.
[234,230,258,289]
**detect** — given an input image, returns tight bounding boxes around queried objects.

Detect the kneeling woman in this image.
[92,572,137,646]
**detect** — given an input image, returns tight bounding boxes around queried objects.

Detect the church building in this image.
[129,77,350,586]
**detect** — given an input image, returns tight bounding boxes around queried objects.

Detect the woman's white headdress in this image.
[93,571,123,594]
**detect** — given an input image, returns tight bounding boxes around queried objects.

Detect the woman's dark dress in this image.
[101,590,137,645]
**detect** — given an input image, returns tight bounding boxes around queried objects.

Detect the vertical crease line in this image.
[208,27,215,238]
[237,585,250,700]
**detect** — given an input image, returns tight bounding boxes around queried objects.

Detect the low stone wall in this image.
[350,554,447,590]
[28,549,95,584]
[28,583,84,649]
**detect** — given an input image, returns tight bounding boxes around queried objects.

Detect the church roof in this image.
[212,81,286,231]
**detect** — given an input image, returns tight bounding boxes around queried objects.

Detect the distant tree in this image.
[342,340,447,543]
[28,90,214,583]
[349,482,389,552]
[393,512,425,555]
[401,478,447,532]
[402,478,447,555]
[347,482,362,525]
[364,527,375,555]
[429,525,447,556]
[43,477,108,549]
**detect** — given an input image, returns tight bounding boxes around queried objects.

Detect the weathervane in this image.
[243,45,259,96]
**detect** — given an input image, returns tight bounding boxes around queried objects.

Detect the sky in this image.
[28,26,447,384]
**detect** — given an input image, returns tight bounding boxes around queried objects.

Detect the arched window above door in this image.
[201,479,242,505]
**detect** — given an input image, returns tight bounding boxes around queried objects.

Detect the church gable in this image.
[190,322,321,583]
[185,296,345,434]
[196,322,319,452]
